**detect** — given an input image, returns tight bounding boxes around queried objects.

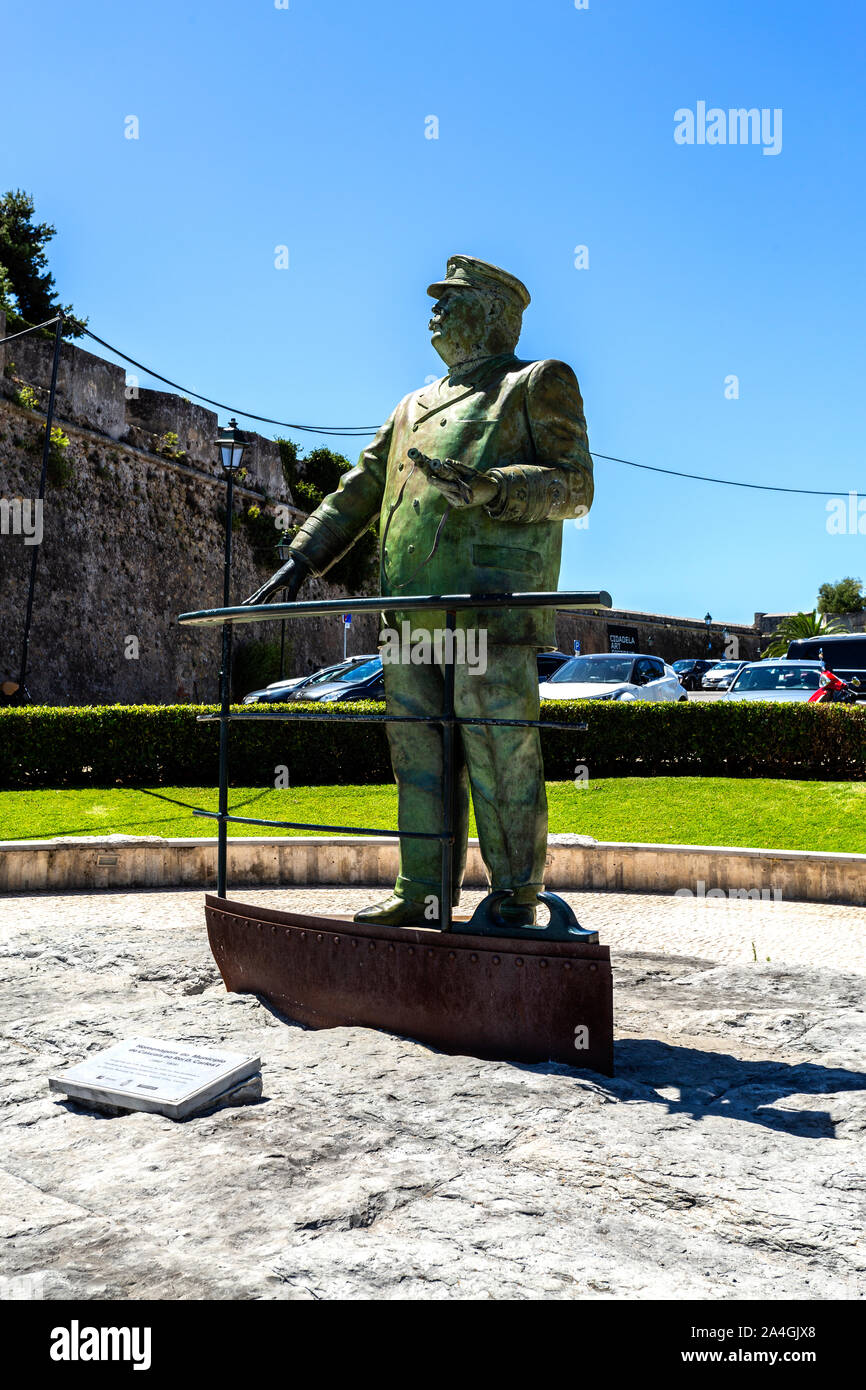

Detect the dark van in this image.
[786,634,866,692]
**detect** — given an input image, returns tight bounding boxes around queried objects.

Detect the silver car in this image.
[539,653,687,702]
[723,660,825,702]
[701,659,747,691]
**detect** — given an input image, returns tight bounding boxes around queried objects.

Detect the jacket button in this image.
[397,462,404,471]
[407,544,415,554]
[440,418,447,425]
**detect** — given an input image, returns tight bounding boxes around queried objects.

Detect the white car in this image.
[723,660,825,702]
[701,659,747,691]
[539,653,687,702]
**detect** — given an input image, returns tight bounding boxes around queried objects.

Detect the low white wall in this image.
[0,834,863,905]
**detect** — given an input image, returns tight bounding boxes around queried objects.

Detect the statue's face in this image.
[429,286,494,366]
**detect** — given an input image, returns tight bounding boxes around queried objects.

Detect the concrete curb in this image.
[0,834,863,905]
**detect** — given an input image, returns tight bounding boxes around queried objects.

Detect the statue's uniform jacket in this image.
[289,350,593,905]
[290,352,594,645]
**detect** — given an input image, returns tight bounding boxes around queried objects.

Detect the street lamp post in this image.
[276,533,292,679]
[215,418,247,896]
[704,611,712,654]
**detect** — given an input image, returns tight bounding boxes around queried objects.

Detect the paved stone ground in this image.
[1,886,865,1300]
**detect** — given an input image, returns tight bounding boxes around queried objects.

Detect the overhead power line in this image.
[81,328,378,437]
[0,320,859,496]
[590,452,856,498]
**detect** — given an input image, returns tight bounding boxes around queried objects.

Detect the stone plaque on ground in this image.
[49,1038,261,1120]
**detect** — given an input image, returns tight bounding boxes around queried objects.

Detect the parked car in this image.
[312,656,385,702]
[701,659,748,691]
[284,654,381,701]
[671,657,717,691]
[536,651,572,682]
[247,649,574,705]
[311,650,569,701]
[242,673,319,705]
[539,653,687,702]
[723,660,825,702]
[242,655,378,705]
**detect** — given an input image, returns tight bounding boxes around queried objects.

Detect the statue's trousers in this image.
[383,645,548,908]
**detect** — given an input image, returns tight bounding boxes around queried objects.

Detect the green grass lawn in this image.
[1,778,864,853]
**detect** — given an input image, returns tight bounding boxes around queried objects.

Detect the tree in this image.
[817,577,865,615]
[761,611,848,658]
[275,438,378,592]
[0,189,85,337]
[0,261,15,311]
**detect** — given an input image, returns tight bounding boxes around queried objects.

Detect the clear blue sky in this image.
[3,0,865,624]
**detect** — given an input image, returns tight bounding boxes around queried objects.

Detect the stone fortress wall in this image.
[0,313,380,703]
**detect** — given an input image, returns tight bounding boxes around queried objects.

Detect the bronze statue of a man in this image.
[245,255,594,926]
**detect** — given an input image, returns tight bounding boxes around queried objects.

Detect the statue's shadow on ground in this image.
[563,1038,866,1139]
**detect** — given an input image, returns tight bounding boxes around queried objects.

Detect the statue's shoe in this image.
[353,894,431,927]
[353,893,537,929]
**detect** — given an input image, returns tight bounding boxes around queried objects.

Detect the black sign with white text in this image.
[607,624,639,654]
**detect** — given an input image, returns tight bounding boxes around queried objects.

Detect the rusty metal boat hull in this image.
[205,895,614,1074]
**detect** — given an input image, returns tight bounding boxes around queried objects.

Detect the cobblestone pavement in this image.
[8,884,864,975]
[2,885,865,1300]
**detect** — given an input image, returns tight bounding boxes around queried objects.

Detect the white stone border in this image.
[0,834,863,905]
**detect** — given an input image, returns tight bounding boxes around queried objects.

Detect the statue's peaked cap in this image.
[427,255,531,311]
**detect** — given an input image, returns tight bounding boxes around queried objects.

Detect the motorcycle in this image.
[807,669,862,704]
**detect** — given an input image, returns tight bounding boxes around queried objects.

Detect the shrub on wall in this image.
[276,437,378,592]
[0,701,864,790]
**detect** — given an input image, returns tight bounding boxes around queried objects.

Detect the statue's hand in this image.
[408,449,500,509]
[242,553,310,606]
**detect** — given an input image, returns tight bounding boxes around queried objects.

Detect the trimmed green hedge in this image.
[1,701,864,789]
[541,699,866,781]
[0,703,391,790]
